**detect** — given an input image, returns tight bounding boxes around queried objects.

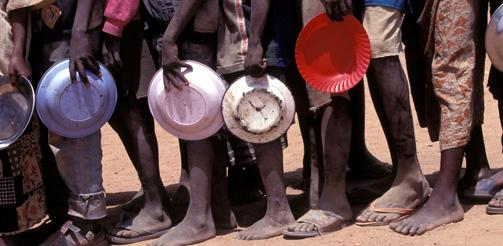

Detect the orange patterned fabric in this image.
[432,0,478,150]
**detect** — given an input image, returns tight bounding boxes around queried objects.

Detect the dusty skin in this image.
[101,55,503,245]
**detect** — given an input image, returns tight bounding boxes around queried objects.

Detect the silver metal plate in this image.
[148,61,227,140]
[0,75,35,150]
[36,59,117,138]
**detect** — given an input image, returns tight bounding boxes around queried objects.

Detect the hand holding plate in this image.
[69,32,101,84]
[103,33,123,73]
[320,0,352,21]
[161,39,192,91]
[245,43,267,78]
[8,55,31,85]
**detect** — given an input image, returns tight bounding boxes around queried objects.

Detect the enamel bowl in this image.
[36,59,117,138]
[487,4,503,72]
[0,75,35,150]
[222,75,295,144]
[148,61,227,140]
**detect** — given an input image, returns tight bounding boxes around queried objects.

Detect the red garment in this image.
[102,0,140,37]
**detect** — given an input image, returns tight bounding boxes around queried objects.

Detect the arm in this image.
[320,0,352,21]
[102,0,141,71]
[8,8,31,84]
[244,0,270,78]
[69,0,100,84]
[160,0,204,90]
[102,0,140,37]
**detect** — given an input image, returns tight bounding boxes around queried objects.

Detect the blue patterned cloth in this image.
[364,0,406,10]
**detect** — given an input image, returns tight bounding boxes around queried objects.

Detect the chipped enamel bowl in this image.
[222,75,295,144]
[36,59,117,138]
[148,61,227,140]
[487,4,503,72]
[0,75,35,150]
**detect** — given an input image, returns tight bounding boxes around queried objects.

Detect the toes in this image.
[392,222,406,233]
[299,223,309,232]
[416,225,427,236]
[375,213,387,222]
[399,224,411,235]
[306,224,315,232]
[408,225,419,236]
[356,211,371,222]
[367,212,379,222]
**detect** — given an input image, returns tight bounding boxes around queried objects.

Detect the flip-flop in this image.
[106,213,171,244]
[486,189,503,215]
[355,201,414,227]
[40,221,107,246]
[464,179,499,200]
[283,209,347,239]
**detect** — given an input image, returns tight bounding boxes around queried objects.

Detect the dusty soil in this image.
[100,56,503,246]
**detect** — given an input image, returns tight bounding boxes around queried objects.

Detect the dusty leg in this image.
[390,148,464,235]
[238,140,295,240]
[107,96,172,238]
[286,98,353,235]
[152,139,217,246]
[356,57,430,225]
[211,137,237,229]
[347,82,392,179]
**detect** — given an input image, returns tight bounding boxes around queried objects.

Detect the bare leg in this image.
[211,138,237,229]
[356,57,430,225]
[286,98,353,235]
[347,82,392,179]
[107,96,172,238]
[390,148,465,235]
[238,140,295,240]
[152,138,219,246]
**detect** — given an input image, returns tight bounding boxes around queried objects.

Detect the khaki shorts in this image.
[363,6,404,58]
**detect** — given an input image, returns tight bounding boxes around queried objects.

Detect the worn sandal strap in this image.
[368,201,414,215]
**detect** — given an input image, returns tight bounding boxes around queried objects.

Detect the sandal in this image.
[40,221,107,246]
[283,209,347,239]
[355,201,415,227]
[486,189,503,215]
[463,179,499,200]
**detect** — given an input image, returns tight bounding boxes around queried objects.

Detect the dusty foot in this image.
[390,197,464,236]
[356,177,430,225]
[151,215,216,246]
[284,209,350,236]
[107,207,172,240]
[237,213,295,240]
[347,150,392,180]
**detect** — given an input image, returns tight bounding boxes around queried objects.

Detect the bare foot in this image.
[151,214,215,246]
[390,196,464,236]
[356,177,430,225]
[237,212,295,240]
[107,207,172,241]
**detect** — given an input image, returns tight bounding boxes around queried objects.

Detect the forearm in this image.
[249,0,271,47]
[162,0,204,44]
[9,8,28,58]
[72,0,96,35]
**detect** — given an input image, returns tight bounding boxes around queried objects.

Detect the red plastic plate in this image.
[296,14,371,94]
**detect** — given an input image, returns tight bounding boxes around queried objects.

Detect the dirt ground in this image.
[100,56,503,246]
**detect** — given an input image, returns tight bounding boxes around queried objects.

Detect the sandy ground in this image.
[100,56,503,246]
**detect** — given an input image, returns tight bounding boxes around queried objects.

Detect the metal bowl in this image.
[148,61,227,140]
[486,4,503,72]
[36,59,117,138]
[0,75,35,150]
[222,75,296,144]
